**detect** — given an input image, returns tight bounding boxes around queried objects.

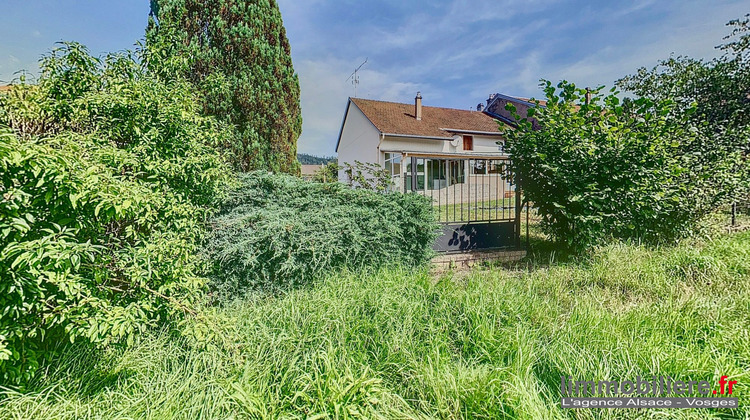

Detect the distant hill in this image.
[297,153,337,165]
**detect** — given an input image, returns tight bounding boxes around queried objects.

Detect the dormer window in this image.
[463,135,473,151]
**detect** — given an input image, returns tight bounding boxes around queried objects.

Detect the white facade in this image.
[379,134,504,156]
[335,103,381,181]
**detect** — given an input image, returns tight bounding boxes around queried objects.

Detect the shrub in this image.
[341,161,393,191]
[205,172,438,294]
[503,81,745,248]
[0,42,232,383]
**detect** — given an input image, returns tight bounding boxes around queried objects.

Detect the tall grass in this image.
[1,232,749,419]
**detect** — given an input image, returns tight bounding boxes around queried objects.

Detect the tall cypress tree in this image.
[146,0,302,174]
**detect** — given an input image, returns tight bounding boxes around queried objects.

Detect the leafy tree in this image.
[0,42,231,383]
[146,0,302,174]
[502,80,743,247]
[617,14,750,206]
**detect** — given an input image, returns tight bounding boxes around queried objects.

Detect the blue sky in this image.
[1,1,747,156]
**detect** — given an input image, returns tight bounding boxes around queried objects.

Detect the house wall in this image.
[379,135,506,193]
[379,134,504,158]
[336,102,381,180]
[466,135,506,153]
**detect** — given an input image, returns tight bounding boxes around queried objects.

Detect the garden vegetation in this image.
[0,42,233,383]
[205,171,438,294]
[0,232,747,418]
[503,16,749,247]
[1,7,749,420]
[503,81,747,247]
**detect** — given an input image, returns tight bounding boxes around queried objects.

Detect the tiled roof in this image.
[300,164,322,175]
[350,97,504,138]
[0,85,12,92]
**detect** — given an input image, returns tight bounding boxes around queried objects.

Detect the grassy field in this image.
[1,232,749,419]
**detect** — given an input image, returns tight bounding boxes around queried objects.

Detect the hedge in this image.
[205,172,438,294]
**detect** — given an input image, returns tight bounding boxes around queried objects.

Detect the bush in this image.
[0,43,232,383]
[205,172,438,294]
[503,81,745,248]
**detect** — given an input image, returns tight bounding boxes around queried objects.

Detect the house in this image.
[335,92,543,252]
[300,164,324,181]
[335,92,540,193]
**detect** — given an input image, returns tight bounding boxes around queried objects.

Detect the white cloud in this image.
[285,0,748,156]
[543,1,747,90]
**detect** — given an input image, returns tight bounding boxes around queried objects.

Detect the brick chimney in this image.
[415,92,422,121]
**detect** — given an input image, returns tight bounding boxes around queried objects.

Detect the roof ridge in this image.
[350,97,481,114]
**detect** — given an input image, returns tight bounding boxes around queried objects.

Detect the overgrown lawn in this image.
[2,232,748,419]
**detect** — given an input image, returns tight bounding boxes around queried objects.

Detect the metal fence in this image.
[403,157,518,224]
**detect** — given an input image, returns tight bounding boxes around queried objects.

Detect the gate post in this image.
[515,182,522,249]
[410,157,418,192]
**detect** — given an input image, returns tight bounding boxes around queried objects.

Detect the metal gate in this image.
[404,156,521,252]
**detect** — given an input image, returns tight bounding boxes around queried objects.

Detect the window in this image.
[488,160,504,174]
[405,158,426,192]
[427,159,446,190]
[384,152,402,191]
[449,160,465,184]
[472,160,487,175]
[498,142,505,154]
[391,155,401,177]
[463,135,473,151]
[384,153,402,176]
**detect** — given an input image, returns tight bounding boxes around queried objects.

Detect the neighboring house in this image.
[0,85,12,93]
[482,93,544,130]
[335,92,540,193]
[300,164,324,181]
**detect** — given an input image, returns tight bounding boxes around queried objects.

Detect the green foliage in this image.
[311,161,339,183]
[205,171,437,294]
[503,80,745,247]
[297,153,336,165]
[146,0,303,174]
[616,15,750,207]
[2,232,749,418]
[342,160,393,192]
[0,42,232,383]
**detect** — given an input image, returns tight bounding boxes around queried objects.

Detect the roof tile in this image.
[350,97,504,138]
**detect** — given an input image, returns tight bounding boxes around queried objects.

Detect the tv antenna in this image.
[345,58,368,97]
